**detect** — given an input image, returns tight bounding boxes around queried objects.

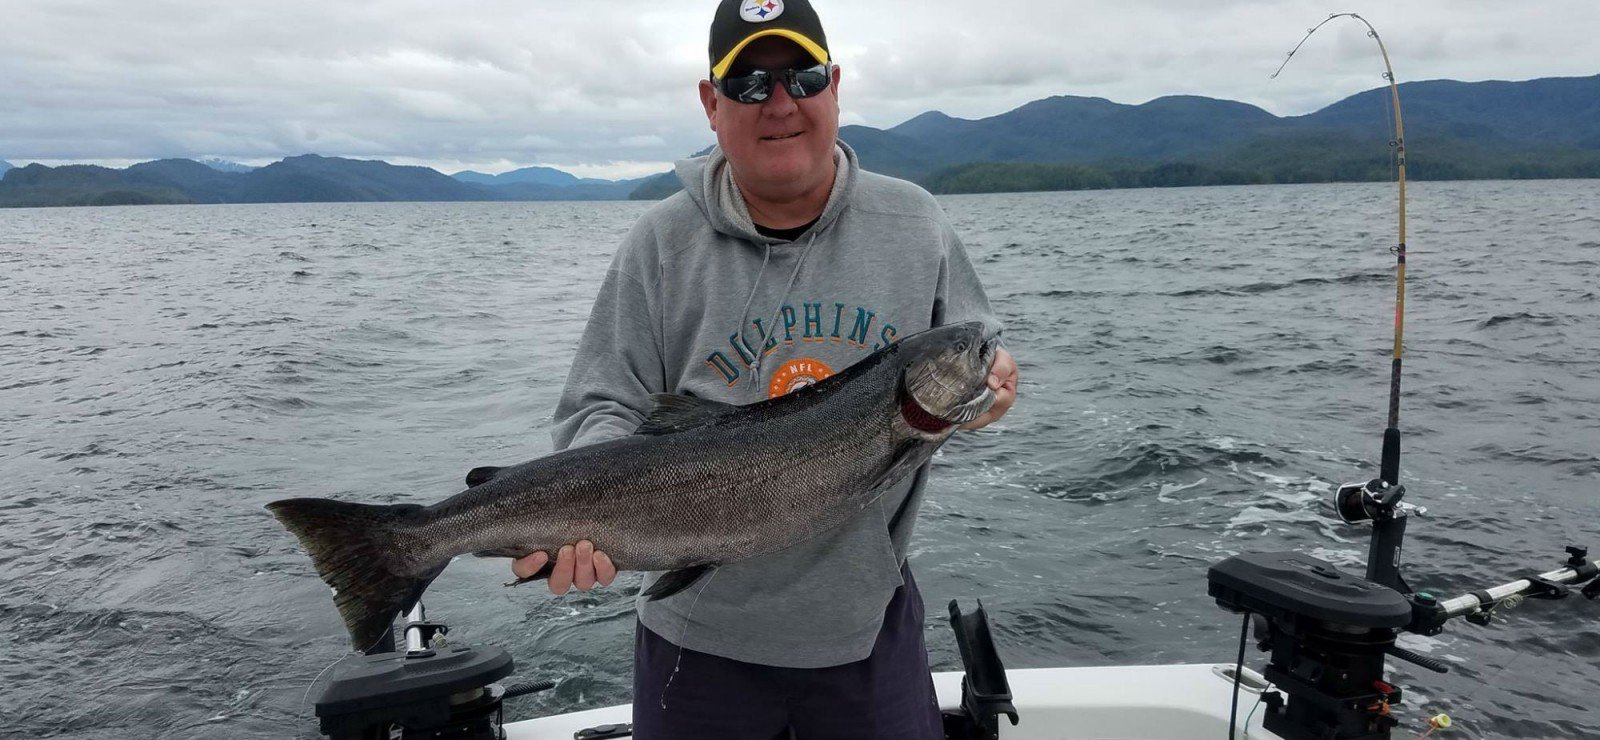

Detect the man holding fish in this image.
[520,0,1018,736]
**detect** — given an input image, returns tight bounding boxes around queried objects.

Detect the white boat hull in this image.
[505,663,1283,739]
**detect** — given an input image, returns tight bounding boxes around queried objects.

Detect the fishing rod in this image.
[1206,15,1598,740]
[1273,12,1410,591]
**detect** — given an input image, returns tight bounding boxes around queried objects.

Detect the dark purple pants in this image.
[631,565,942,740]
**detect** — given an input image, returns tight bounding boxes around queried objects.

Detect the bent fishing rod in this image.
[1274,12,1411,592]
[1269,7,1598,637]
[1209,15,1599,740]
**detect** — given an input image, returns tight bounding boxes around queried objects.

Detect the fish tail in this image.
[266,497,444,653]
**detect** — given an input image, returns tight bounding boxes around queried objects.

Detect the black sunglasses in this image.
[714,63,832,105]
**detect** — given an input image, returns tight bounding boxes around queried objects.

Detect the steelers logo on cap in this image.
[740,0,785,23]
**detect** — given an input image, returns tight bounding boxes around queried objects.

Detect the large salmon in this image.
[268,322,998,651]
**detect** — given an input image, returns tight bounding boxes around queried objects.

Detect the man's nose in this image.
[760,79,800,115]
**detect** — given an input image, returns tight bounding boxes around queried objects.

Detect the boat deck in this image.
[505,663,1282,739]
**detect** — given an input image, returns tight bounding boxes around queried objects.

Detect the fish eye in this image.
[955,341,968,353]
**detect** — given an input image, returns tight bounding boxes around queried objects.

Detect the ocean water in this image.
[2,180,1597,739]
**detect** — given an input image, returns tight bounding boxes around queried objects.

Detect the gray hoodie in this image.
[550,141,998,668]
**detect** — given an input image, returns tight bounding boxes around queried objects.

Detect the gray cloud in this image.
[2,0,1595,178]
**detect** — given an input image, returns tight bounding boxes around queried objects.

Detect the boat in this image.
[303,501,1598,740]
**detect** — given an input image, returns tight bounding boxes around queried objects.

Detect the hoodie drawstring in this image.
[737,230,821,383]
[733,243,773,372]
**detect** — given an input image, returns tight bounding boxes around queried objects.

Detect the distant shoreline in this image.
[7,173,1600,210]
[6,72,1597,208]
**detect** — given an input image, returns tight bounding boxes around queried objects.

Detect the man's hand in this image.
[512,540,617,595]
[961,347,1018,430]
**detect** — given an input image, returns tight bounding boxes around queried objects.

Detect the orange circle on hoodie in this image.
[767,358,835,398]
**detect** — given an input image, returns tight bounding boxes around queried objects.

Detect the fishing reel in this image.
[1332,478,1424,525]
[311,603,554,740]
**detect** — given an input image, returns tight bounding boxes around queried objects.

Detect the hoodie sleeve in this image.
[550,248,665,451]
[933,221,1002,337]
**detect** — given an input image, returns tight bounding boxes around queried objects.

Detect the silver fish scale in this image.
[396,354,928,575]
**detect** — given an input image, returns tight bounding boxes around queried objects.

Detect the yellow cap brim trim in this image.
[711,29,829,79]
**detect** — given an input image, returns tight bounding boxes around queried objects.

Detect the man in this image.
[513,1,1018,736]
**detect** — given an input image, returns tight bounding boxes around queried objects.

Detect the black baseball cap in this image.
[708,0,830,80]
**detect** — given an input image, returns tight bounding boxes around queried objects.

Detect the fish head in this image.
[897,321,1000,432]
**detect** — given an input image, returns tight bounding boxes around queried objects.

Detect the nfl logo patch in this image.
[740,0,784,23]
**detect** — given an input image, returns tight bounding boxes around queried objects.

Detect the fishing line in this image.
[660,566,721,709]
[297,649,358,739]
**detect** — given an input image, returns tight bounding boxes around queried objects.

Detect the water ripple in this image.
[2,183,1597,736]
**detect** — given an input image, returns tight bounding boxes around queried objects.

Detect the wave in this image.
[1478,312,1563,329]
[189,317,302,331]
[1231,357,1368,377]
[1163,271,1392,297]
[0,602,296,738]
[1027,439,1284,503]
[1468,443,1600,474]
[1031,288,1111,298]
[1145,345,1247,366]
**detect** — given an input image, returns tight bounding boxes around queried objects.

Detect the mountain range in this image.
[3,73,1596,207]
[832,73,1600,191]
[0,155,647,208]
[453,165,600,187]
[450,166,651,200]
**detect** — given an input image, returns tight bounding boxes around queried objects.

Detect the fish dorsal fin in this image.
[465,466,506,487]
[635,393,736,436]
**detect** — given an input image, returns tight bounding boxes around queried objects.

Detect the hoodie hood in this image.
[675,140,860,246]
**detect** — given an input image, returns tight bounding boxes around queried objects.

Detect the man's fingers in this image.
[995,349,1018,387]
[512,551,549,580]
[595,551,618,587]
[574,540,596,591]
[548,545,575,595]
[992,351,1019,399]
[513,542,617,595]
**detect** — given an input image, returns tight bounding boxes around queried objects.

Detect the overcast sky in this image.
[3,1,1595,179]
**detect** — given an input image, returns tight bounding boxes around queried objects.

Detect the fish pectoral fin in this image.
[465,466,506,487]
[642,564,714,600]
[635,393,737,436]
[863,441,936,497]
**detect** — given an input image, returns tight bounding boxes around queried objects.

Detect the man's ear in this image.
[698,79,719,132]
[830,63,841,95]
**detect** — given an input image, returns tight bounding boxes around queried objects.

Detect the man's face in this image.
[699,36,841,201]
